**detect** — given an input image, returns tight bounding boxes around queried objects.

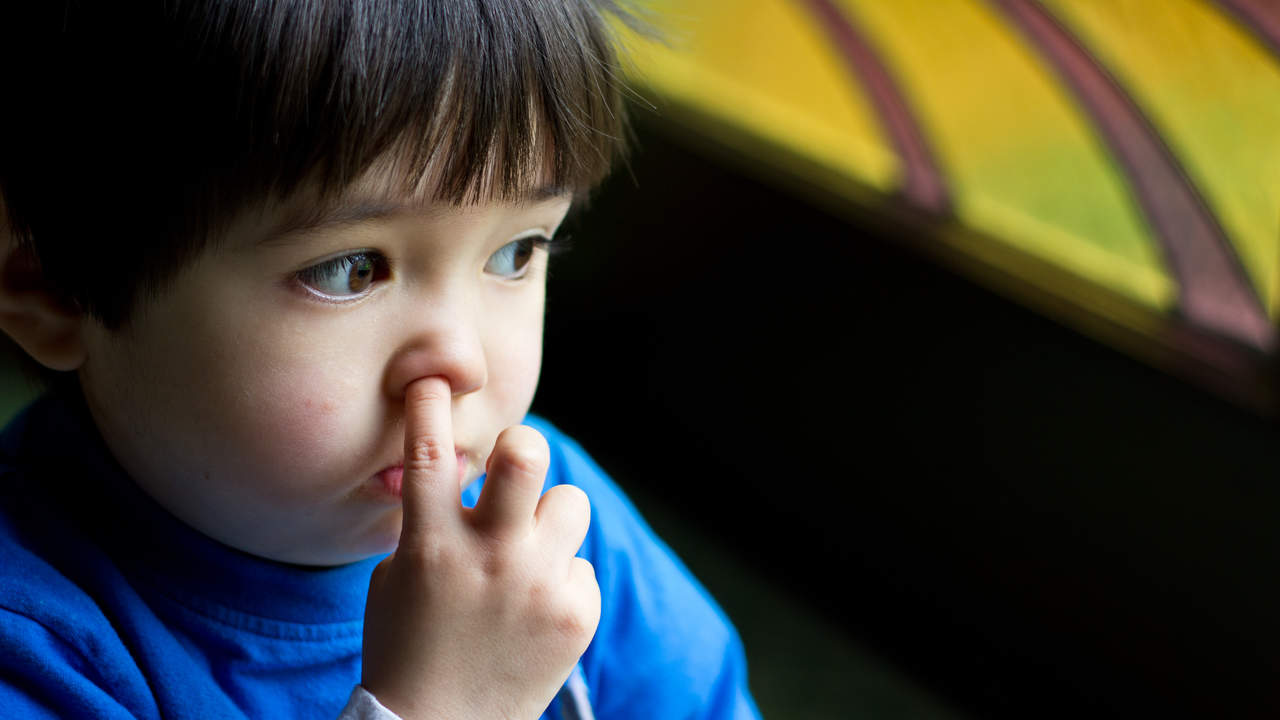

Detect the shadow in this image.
[532,122,1280,718]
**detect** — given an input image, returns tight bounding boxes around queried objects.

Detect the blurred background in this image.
[530,0,1280,718]
[1,0,1278,718]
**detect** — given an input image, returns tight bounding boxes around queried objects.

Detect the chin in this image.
[359,512,406,559]
[283,514,404,567]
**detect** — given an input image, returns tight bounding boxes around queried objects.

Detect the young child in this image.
[0,2,760,718]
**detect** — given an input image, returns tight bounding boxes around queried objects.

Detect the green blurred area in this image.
[0,338,43,425]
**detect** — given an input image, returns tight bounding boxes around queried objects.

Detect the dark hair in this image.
[0,1,641,328]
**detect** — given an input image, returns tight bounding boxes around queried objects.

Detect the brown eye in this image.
[297,252,389,298]
[346,255,375,292]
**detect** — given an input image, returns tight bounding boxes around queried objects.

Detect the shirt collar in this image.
[2,383,381,626]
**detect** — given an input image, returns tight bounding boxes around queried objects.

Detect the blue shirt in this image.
[0,388,760,719]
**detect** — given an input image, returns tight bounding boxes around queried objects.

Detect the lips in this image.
[376,451,470,498]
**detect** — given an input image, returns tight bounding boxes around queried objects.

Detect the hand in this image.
[361,376,600,720]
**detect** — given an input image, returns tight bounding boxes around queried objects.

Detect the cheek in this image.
[486,303,545,421]
[197,333,379,493]
[245,380,342,456]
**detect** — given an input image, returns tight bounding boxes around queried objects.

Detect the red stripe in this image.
[798,0,950,215]
[992,0,1275,351]
[1212,0,1280,64]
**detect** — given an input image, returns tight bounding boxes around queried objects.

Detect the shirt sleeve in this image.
[338,685,402,720]
[532,419,763,720]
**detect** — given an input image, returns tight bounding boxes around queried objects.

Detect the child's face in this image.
[75,170,573,566]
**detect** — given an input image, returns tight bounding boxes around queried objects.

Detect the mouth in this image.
[375,451,471,498]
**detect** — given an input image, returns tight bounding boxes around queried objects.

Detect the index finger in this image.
[399,375,460,545]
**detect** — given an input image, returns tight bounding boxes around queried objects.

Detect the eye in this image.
[484,236,551,279]
[296,251,390,299]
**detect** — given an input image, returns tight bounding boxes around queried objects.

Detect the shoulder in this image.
[0,401,157,718]
[0,446,119,654]
[521,415,610,490]
[521,415,670,569]
[0,510,100,634]
[522,415,657,546]
[0,496,155,718]
[0,402,110,647]
[523,417,625,512]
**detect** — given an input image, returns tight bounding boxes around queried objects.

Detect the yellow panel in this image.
[842,0,1173,311]
[1044,0,1280,318]
[617,0,897,195]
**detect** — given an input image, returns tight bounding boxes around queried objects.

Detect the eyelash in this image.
[506,234,574,270]
[291,235,574,300]
[484,234,575,280]
[294,251,390,300]
[546,234,573,259]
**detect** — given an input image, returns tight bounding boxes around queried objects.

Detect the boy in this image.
[0,2,760,718]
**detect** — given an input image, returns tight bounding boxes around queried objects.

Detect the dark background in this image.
[531,120,1280,718]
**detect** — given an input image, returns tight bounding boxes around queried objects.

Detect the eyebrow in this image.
[261,183,569,244]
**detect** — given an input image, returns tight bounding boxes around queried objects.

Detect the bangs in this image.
[200,0,638,206]
[0,0,642,327]
[223,0,636,204]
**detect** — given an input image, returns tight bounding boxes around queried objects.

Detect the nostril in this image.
[382,333,488,401]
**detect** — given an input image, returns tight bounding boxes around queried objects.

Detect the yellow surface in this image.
[620,0,1176,314]
[619,0,898,195]
[615,0,1280,353]
[840,0,1173,312]
[1044,0,1280,319]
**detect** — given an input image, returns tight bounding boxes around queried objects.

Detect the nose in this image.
[383,299,488,400]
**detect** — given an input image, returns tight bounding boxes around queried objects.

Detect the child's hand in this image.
[361,376,600,720]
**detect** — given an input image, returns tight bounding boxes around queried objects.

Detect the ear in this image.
[0,204,86,372]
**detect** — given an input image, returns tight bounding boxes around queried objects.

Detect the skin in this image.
[55,170,600,718]
[78,180,571,566]
[362,377,599,719]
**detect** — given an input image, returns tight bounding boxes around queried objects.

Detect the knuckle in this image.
[554,606,595,643]
[502,450,544,478]
[557,581,601,643]
[493,427,550,476]
[528,579,591,640]
[572,558,600,594]
[519,561,601,650]
[477,544,516,579]
[398,537,462,576]
[572,556,596,578]
[406,435,449,470]
[575,561,601,612]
